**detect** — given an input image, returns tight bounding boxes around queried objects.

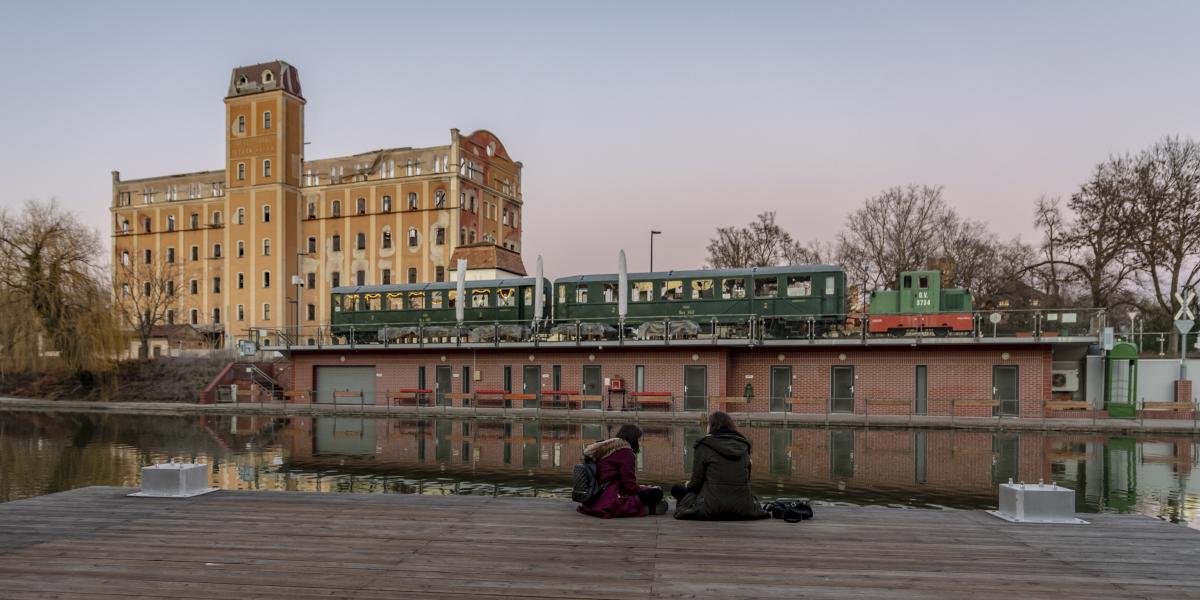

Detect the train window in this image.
[409,292,425,310]
[903,275,912,289]
[755,277,778,298]
[918,276,929,289]
[722,278,746,299]
[472,290,490,307]
[603,283,618,302]
[498,288,516,307]
[366,294,381,311]
[448,290,457,308]
[825,277,835,295]
[631,282,653,302]
[431,291,443,309]
[576,286,588,304]
[786,276,812,297]
[332,294,342,312]
[692,280,714,300]
[661,280,684,301]
[558,285,567,304]
[386,293,403,310]
[343,295,359,311]
[523,288,532,305]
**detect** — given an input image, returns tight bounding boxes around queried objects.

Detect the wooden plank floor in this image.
[0,487,1197,599]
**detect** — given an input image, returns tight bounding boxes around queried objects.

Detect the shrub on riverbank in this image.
[0,355,230,403]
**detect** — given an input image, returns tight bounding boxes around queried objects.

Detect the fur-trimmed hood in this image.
[583,437,631,462]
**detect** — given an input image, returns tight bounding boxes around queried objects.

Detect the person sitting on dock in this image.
[671,411,769,520]
[577,424,668,518]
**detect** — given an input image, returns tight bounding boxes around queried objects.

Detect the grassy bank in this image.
[0,356,230,403]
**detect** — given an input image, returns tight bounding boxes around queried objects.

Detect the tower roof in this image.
[227,61,302,99]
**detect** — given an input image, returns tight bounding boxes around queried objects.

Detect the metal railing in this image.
[257,308,1107,350]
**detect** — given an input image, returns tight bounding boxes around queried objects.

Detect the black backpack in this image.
[763,500,814,523]
[572,462,602,503]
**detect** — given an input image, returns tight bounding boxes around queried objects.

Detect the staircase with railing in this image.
[201,361,286,404]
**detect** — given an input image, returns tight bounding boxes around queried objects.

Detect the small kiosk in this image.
[1104,341,1139,418]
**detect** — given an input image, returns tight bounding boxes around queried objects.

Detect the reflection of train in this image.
[329,265,973,342]
[867,270,974,336]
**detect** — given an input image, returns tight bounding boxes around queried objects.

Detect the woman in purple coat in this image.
[577,424,667,518]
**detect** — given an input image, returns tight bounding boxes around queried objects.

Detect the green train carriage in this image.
[553,265,847,338]
[330,277,550,343]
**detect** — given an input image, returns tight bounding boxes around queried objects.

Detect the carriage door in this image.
[684,365,707,411]
[770,366,792,412]
[435,365,452,406]
[993,366,1019,417]
[582,365,603,410]
[831,366,855,414]
[523,365,542,408]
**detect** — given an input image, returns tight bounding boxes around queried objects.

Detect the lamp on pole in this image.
[649,230,661,272]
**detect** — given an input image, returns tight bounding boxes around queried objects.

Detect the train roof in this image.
[332,277,540,295]
[552,264,844,285]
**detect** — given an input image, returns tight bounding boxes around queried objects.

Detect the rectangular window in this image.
[212,277,221,293]
[692,279,714,300]
[166,309,175,324]
[189,279,198,294]
[190,246,199,261]
[332,272,340,287]
[356,270,366,286]
[190,309,198,324]
[237,163,245,180]
[418,366,426,391]
[435,227,445,245]
[307,237,316,253]
[263,111,272,129]
[503,366,512,393]
[307,273,316,289]
[661,280,683,300]
[497,288,516,307]
[787,276,812,297]
[722,278,746,299]
[237,304,245,321]
[462,366,471,393]
[212,243,222,258]
[631,281,653,302]
[635,365,646,393]
[409,292,425,310]
[237,241,245,257]
[262,205,270,223]
[825,276,836,296]
[575,286,588,304]
[263,239,271,256]
[262,303,270,320]
[263,271,271,288]
[143,249,152,264]
[603,283,618,303]
[407,267,417,284]
[431,291,443,309]
[754,277,778,298]
[435,266,444,282]
[237,272,244,289]
[306,304,315,321]
[382,269,392,285]
[470,290,489,308]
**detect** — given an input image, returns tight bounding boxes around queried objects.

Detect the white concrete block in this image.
[988,481,1087,524]
[128,463,218,498]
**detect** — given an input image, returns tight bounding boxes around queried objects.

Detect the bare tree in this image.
[0,200,120,374]
[114,259,183,359]
[837,184,953,291]
[1128,136,1200,321]
[706,212,796,268]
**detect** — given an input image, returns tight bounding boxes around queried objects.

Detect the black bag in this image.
[572,462,602,503]
[763,500,814,523]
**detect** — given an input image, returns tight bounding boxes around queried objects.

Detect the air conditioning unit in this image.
[1052,369,1079,392]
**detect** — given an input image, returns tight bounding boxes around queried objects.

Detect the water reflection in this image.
[1,411,1197,526]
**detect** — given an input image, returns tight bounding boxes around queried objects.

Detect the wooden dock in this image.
[0,487,1197,599]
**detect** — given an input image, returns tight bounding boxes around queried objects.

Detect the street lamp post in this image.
[649,230,661,272]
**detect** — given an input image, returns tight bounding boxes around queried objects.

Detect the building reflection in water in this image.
[0,411,1195,526]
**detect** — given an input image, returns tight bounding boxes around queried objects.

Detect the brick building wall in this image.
[288,343,1053,417]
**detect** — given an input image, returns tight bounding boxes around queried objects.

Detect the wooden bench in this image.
[629,391,673,411]
[711,396,752,412]
[1140,402,1195,421]
[389,389,431,407]
[504,393,538,408]
[1045,401,1090,411]
[951,399,1001,422]
[540,390,581,409]
[283,390,309,403]
[474,390,509,409]
[333,390,364,404]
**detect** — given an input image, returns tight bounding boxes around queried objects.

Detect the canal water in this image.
[1,411,1196,526]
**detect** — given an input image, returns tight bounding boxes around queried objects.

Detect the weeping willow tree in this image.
[0,200,122,376]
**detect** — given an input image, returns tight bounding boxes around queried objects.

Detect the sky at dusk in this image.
[1,1,1197,277]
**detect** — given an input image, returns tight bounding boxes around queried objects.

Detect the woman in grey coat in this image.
[671,411,769,520]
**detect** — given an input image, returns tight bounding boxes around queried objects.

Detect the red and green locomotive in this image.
[867,270,974,336]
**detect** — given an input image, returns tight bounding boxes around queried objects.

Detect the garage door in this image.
[314,366,376,404]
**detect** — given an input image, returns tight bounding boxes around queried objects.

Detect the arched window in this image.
[332,200,341,217]
[120,219,129,234]
[263,159,271,178]
[408,192,418,210]
[236,208,244,224]
[166,215,175,231]
[237,163,245,180]
[211,210,221,225]
[237,115,245,133]
[355,232,365,250]
[262,204,271,223]
[120,251,129,266]
[382,230,392,249]
[408,227,419,248]
[263,111,272,129]
[356,197,366,215]
[263,238,271,256]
